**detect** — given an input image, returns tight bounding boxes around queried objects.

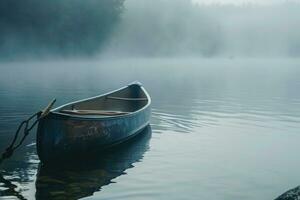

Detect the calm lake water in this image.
[0,58,300,200]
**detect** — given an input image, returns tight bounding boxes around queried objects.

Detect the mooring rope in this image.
[0,99,56,166]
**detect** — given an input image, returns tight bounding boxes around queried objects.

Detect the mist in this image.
[1,1,300,200]
[0,0,299,60]
[103,0,300,58]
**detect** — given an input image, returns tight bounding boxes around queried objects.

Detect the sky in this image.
[192,0,288,5]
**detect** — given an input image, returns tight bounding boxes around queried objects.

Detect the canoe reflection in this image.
[35,126,152,200]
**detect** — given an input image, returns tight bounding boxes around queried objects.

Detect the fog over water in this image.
[0,58,300,200]
[0,1,300,200]
[103,0,300,58]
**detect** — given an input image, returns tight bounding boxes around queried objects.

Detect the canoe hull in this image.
[37,106,151,164]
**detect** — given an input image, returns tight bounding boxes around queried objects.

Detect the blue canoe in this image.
[36,82,151,164]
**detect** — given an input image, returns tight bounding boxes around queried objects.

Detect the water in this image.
[0,58,300,200]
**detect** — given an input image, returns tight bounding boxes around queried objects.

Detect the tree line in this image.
[0,0,124,58]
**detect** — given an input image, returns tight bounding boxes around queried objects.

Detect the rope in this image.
[0,111,42,166]
[0,98,56,166]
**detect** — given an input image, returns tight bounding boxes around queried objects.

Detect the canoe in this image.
[36,82,151,164]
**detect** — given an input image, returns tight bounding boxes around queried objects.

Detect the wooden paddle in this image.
[40,99,56,118]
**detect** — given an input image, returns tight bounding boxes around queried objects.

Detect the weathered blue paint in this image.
[36,83,151,164]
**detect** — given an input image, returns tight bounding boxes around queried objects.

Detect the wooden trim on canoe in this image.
[60,110,130,116]
[106,96,148,101]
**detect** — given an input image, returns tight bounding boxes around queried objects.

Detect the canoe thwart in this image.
[60,110,130,116]
[106,96,148,101]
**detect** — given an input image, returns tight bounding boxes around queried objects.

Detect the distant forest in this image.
[0,0,124,58]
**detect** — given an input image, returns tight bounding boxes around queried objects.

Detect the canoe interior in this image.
[55,84,148,116]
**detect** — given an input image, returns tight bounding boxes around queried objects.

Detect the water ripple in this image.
[152,96,300,134]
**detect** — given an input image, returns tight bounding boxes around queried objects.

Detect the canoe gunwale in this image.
[49,82,151,120]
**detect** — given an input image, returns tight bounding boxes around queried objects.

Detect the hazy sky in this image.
[193,0,286,5]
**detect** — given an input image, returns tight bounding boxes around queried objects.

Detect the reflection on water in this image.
[0,126,151,200]
[0,145,38,200]
[35,126,151,200]
[0,173,27,200]
[0,59,300,199]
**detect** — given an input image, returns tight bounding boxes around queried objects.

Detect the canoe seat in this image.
[106,96,148,101]
[60,110,130,116]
